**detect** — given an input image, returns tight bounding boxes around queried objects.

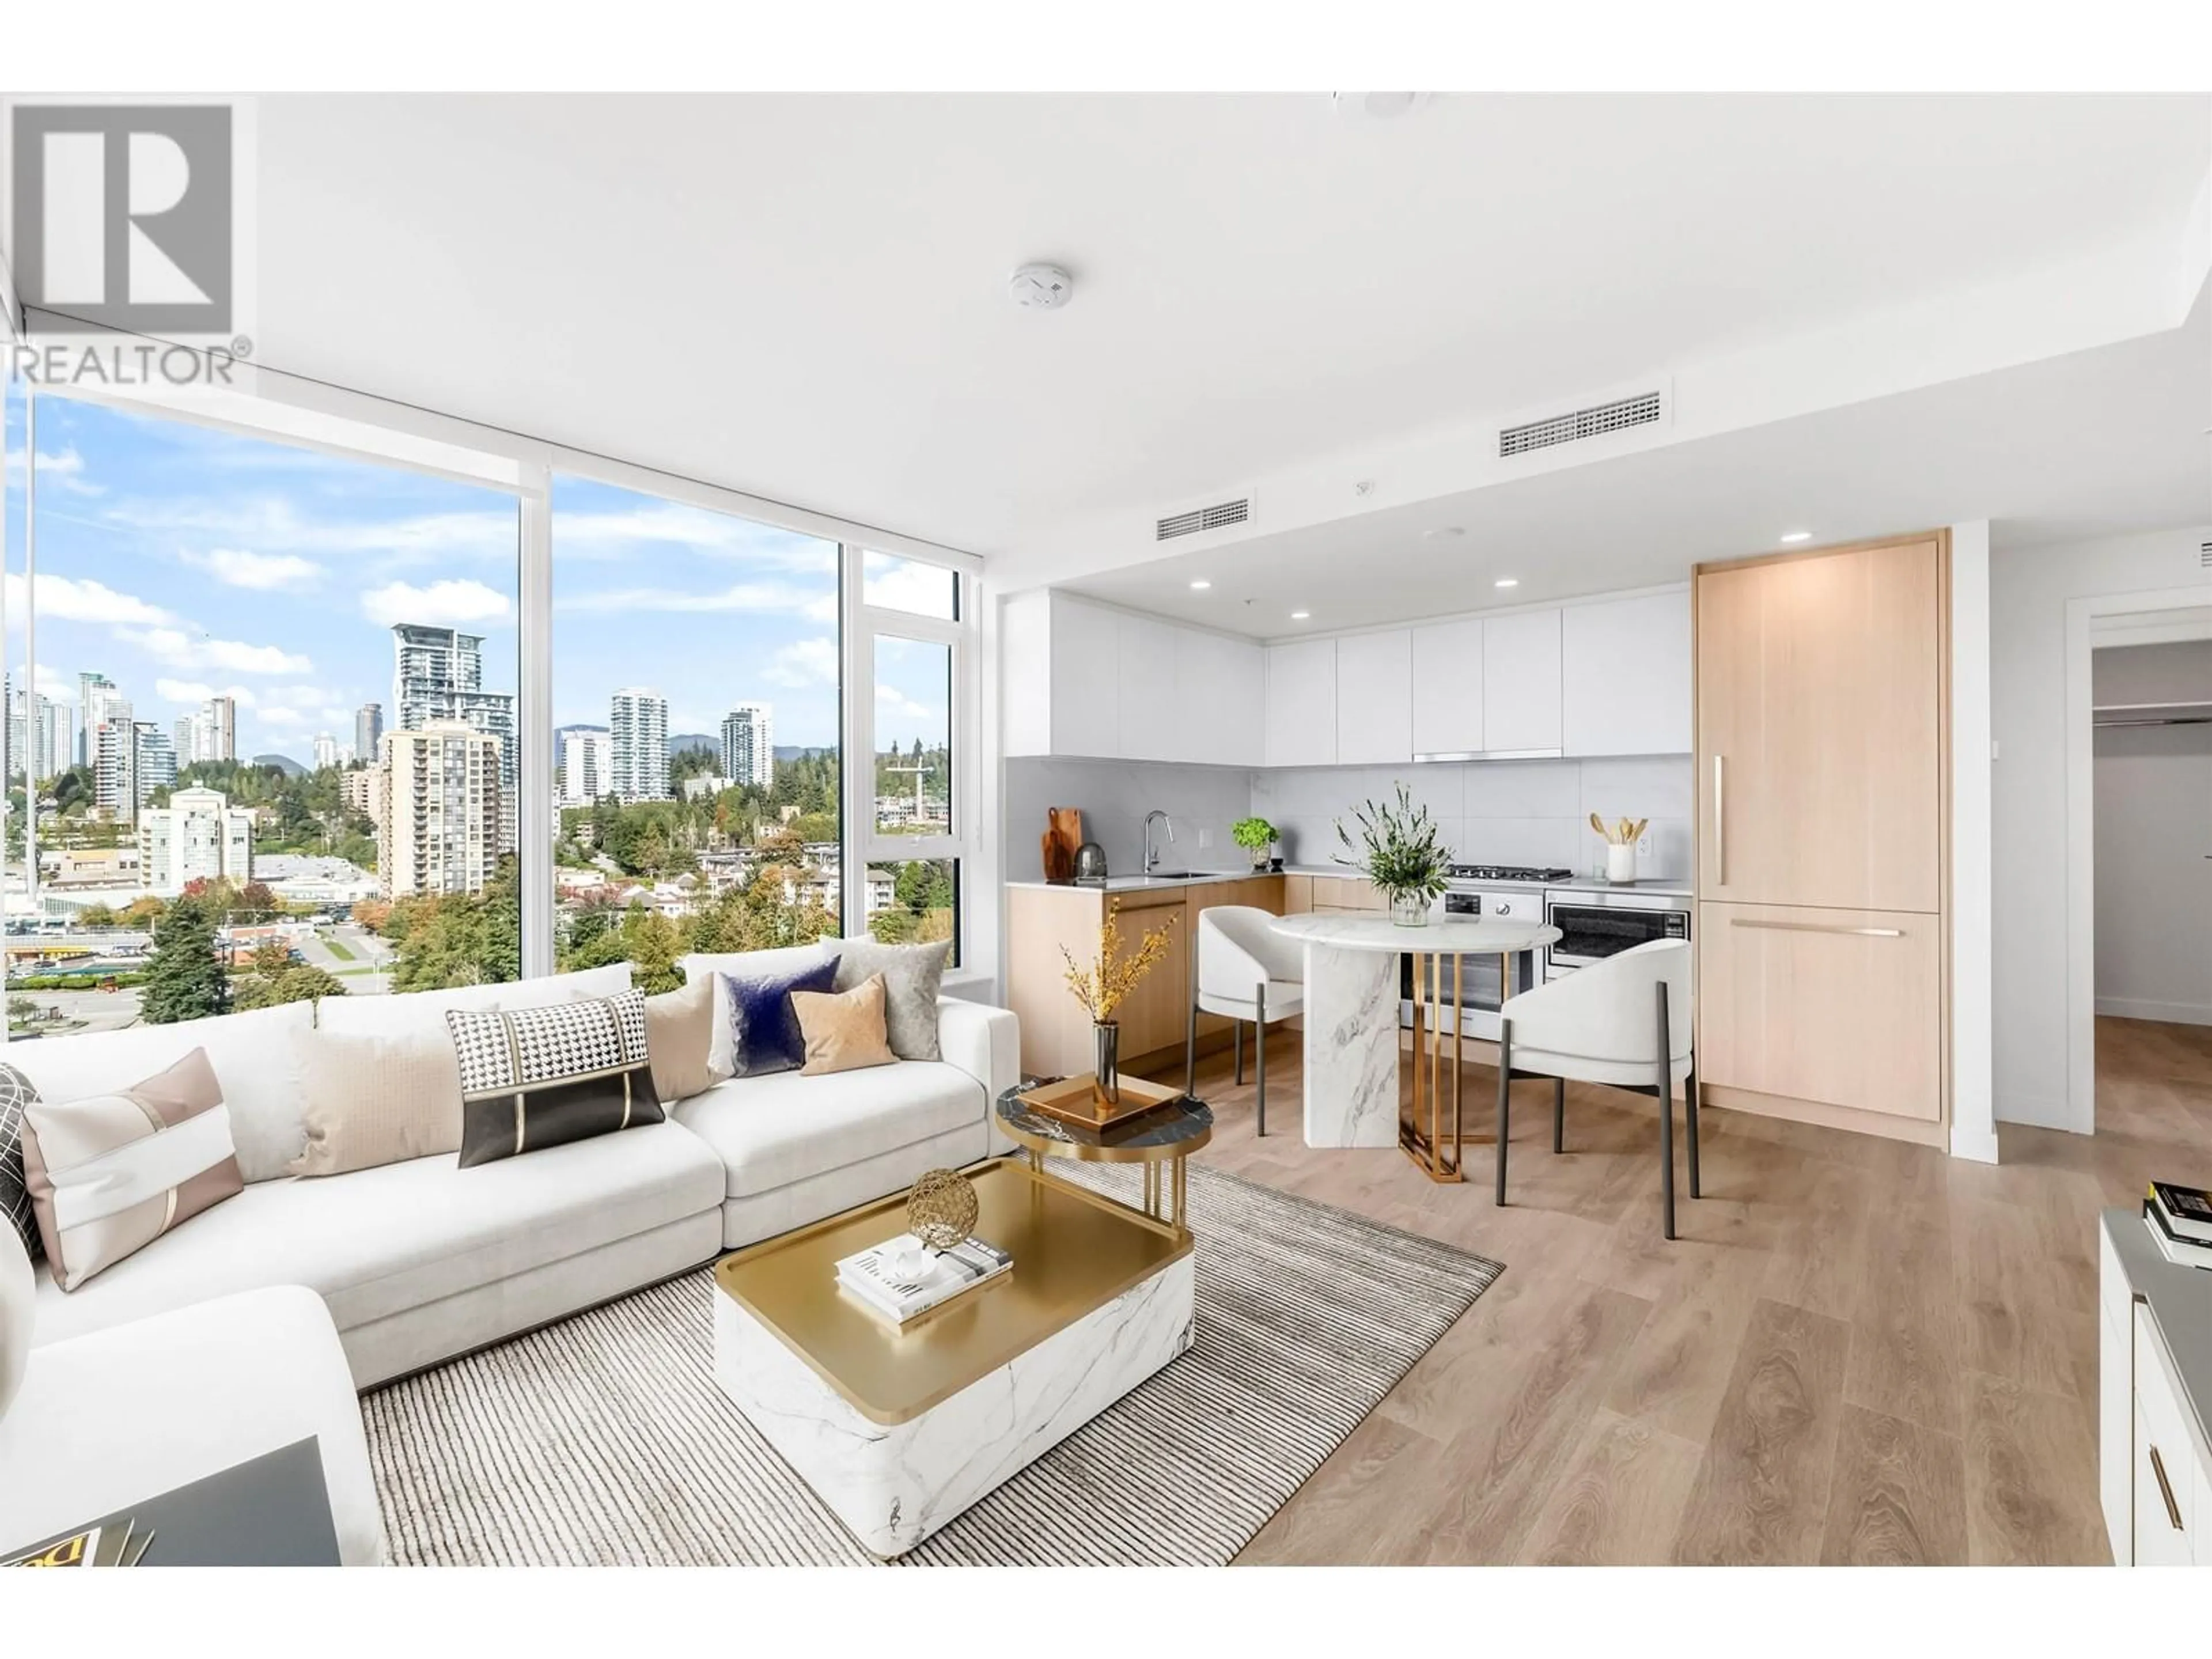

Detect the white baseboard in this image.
[1995,1086,2088,1134]
[1949,1124,2000,1164]
[2094,998,2212,1027]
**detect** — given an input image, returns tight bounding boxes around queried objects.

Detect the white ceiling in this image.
[1070,291,2212,636]
[248,92,2211,566]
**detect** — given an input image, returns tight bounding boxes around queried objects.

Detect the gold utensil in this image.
[1589,812,1610,841]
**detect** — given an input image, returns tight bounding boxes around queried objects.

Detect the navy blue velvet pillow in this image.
[722,959,840,1078]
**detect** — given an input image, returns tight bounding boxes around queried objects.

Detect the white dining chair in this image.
[1185,906,1306,1137]
[1493,938,1699,1238]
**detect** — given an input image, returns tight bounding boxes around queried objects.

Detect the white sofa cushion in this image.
[315,963,634,1045]
[29,1119,722,1348]
[0,1285,383,1565]
[673,1061,986,1199]
[0,1002,313,1185]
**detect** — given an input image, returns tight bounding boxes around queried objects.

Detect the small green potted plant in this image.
[1335,783,1449,926]
[1232,816,1279,873]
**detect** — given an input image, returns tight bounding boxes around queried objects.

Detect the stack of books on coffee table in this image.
[835,1233,1012,1326]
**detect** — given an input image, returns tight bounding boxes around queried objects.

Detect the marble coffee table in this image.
[711,1156,1194,1556]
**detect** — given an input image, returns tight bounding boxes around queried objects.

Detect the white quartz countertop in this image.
[1004,866,1691,897]
[1268,912,1560,954]
[1002,869,1278,893]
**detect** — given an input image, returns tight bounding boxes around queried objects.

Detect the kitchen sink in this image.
[1137,870,1205,881]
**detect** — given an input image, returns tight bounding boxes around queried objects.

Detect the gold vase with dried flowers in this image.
[1059,897,1178,1101]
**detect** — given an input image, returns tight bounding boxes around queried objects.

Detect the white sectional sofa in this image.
[10,954,1018,1389]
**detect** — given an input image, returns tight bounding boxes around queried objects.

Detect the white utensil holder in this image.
[1605,842,1638,884]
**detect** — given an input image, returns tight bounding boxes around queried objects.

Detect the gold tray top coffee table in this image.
[995,1081,1212,1235]
[711,1157,1195,1558]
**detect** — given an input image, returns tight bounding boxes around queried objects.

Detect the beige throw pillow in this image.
[20,1049,242,1292]
[291,1030,464,1178]
[790,974,899,1077]
[645,974,724,1103]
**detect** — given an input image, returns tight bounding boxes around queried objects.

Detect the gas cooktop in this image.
[1447,864,1575,884]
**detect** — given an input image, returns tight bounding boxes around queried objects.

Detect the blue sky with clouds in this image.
[4,388,950,770]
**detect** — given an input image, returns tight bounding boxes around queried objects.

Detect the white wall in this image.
[1990,522,2212,1131]
[2092,640,2212,1025]
[1001,758,1258,882]
[1950,520,1996,1163]
[1255,754,1694,879]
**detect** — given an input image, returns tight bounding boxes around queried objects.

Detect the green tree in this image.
[232,952,346,1011]
[77,903,119,929]
[620,904,683,994]
[388,857,521,991]
[140,897,230,1024]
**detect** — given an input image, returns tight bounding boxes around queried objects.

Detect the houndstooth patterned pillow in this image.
[1,1062,43,1262]
[444,991,662,1169]
[444,991,652,1099]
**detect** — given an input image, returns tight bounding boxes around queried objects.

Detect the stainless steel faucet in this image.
[1143,810,1176,874]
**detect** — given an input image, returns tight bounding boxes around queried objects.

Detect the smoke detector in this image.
[1009,264,1074,310]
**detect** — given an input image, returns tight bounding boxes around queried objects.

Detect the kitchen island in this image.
[1269,912,1559,1181]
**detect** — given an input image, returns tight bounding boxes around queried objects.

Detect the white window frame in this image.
[6,320,983,981]
[840,550,976,958]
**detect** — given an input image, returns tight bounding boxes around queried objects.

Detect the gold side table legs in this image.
[1140,1157,1191,1233]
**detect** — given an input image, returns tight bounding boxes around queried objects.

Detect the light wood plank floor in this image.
[1160,1016,2212,1565]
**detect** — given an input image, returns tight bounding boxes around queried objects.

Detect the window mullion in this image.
[517,460,554,978]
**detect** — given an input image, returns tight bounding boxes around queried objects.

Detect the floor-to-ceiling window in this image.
[3,386,522,1033]
[548,473,844,987]
[3,361,978,1031]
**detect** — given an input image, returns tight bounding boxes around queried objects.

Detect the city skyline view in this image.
[5,392,955,778]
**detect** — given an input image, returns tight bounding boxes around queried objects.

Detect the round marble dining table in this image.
[1268,911,1561,1179]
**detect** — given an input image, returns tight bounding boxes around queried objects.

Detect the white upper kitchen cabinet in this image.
[1562,590,1692,756]
[1265,638,1338,768]
[1410,618,1486,756]
[1481,608,1564,754]
[1335,629,1413,765]
[1177,627,1266,766]
[1115,612,1181,763]
[999,589,1120,759]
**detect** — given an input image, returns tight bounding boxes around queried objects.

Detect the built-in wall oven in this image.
[1396,880,1544,1041]
[1543,888,1692,979]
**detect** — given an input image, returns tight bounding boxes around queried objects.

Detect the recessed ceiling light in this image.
[1189,579,1211,590]
[1779,531,1812,544]
[1423,525,1464,540]
[1290,610,1311,620]
[1494,578,1519,589]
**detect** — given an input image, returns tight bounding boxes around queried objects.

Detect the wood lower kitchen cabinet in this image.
[1693,531,1951,1145]
[1695,900,1942,1131]
[1004,878,1285,1079]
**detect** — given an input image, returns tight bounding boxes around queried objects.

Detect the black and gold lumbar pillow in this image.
[444,991,663,1169]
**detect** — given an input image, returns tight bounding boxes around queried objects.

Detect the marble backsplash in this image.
[1005,753,1694,884]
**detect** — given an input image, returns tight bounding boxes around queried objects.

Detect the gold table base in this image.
[1399,949,1514,1184]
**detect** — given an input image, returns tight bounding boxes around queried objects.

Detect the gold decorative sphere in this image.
[907,1168,979,1250]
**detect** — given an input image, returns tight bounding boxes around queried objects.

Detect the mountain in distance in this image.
[668,733,718,757]
[774,745,831,760]
[252,752,306,778]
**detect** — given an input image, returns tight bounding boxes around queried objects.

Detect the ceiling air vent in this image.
[2200,540,2211,568]
[1156,497,1251,542]
[1499,389,1664,459]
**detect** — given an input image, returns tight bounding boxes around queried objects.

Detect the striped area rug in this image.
[362,1161,1501,1565]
